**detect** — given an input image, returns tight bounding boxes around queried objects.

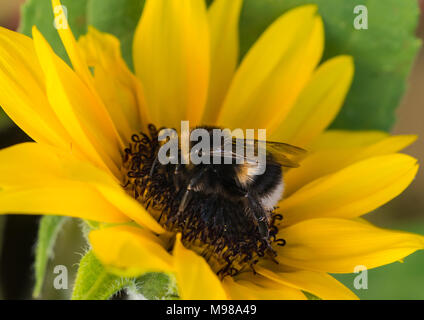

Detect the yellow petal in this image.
[277,218,424,273]
[222,275,306,300]
[52,1,126,150]
[279,154,418,226]
[202,0,243,124]
[0,27,71,149]
[32,27,122,177]
[96,185,166,234]
[217,5,323,133]
[0,143,165,233]
[311,130,389,149]
[256,264,358,300]
[0,184,130,223]
[0,144,128,223]
[0,142,115,188]
[133,0,210,128]
[270,56,354,147]
[173,234,227,300]
[284,131,416,196]
[78,27,145,143]
[51,0,92,86]
[90,225,173,277]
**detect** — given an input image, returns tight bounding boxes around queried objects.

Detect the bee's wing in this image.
[257,140,307,156]
[208,138,307,168]
[259,140,307,168]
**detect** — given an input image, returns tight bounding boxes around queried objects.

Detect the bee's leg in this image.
[244,193,276,256]
[178,167,207,214]
[178,188,192,215]
[173,164,183,192]
[149,155,159,177]
[244,193,269,239]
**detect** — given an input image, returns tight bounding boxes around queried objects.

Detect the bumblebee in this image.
[124,125,306,274]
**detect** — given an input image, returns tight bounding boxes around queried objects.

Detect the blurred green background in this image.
[0,0,423,299]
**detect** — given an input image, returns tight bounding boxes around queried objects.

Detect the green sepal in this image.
[129,273,179,300]
[72,250,133,300]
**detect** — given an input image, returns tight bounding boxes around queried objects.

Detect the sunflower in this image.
[0,0,422,300]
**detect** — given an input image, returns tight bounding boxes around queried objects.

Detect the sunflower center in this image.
[122,125,284,276]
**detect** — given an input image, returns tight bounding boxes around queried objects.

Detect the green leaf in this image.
[19,0,88,65]
[130,273,179,300]
[33,215,68,298]
[87,0,145,70]
[72,251,132,300]
[239,0,421,131]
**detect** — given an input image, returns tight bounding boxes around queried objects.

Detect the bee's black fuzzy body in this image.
[123,125,288,275]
